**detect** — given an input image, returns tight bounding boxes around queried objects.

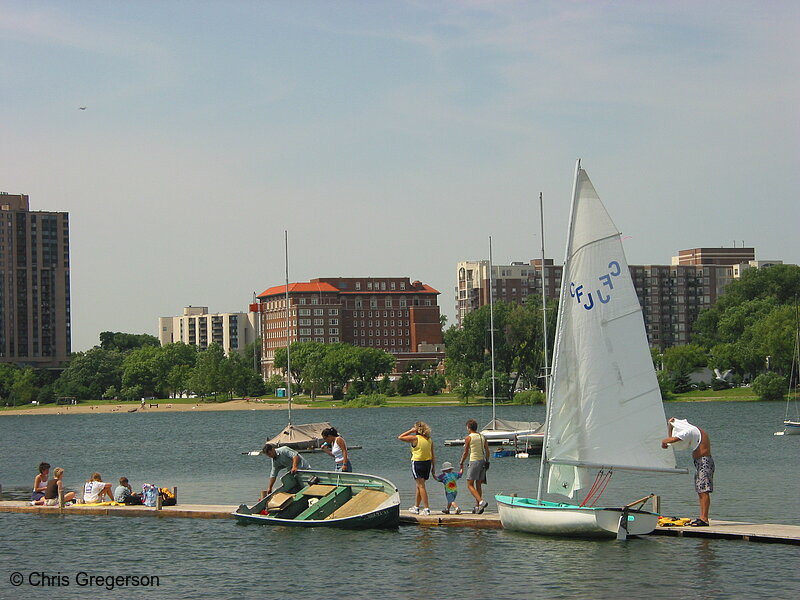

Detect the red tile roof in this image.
[258,282,340,298]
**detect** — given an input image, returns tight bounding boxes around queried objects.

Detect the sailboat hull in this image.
[782,420,800,435]
[495,495,658,538]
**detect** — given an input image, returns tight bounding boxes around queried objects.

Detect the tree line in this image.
[0,332,266,406]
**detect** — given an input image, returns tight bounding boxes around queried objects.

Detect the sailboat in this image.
[495,161,685,539]
[775,303,800,436]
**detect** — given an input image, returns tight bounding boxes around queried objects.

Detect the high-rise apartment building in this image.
[253,277,444,377]
[158,306,257,356]
[0,192,71,368]
[456,248,785,351]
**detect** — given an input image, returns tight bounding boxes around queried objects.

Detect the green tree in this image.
[189,343,227,400]
[752,372,787,402]
[55,347,124,399]
[11,367,38,406]
[99,331,159,352]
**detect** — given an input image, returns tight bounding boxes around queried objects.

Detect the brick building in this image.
[456,248,785,351]
[254,277,444,377]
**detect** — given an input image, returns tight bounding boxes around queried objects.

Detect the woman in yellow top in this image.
[398,421,435,516]
[459,418,490,513]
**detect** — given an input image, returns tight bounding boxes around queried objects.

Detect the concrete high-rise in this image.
[0,192,71,368]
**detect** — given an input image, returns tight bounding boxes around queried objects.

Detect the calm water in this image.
[1,402,798,599]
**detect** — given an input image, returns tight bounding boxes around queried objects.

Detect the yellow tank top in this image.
[468,432,486,461]
[411,435,432,461]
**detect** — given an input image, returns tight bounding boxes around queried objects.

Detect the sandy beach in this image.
[0,399,309,417]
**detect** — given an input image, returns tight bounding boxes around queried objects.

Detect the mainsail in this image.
[545,167,677,497]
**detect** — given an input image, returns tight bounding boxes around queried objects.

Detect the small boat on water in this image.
[233,470,400,529]
[776,304,800,436]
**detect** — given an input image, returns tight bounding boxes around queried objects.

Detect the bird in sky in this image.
[79,106,87,110]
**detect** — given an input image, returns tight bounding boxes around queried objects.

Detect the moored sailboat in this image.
[495,161,685,539]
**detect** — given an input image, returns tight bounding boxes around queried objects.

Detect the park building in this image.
[158,306,257,356]
[253,277,445,377]
[456,247,786,351]
[0,192,71,368]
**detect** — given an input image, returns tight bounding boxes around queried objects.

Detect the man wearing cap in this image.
[262,443,310,496]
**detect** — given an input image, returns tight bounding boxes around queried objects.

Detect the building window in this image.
[299,309,310,316]
[314,318,324,325]
[385,298,392,308]
[355,282,361,290]
[313,308,323,316]
[329,328,339,335]
[329,309,339,315]
[330,318,339,325]
[311,297,318,305]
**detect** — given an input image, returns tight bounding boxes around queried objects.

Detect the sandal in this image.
[689,518,709,527]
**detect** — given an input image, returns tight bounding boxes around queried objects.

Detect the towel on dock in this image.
[658,516,691,527]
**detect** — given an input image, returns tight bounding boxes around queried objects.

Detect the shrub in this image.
[710,378,730,391]
[346,393,388,408]
[512,389,546,405]
[752,372,787,402]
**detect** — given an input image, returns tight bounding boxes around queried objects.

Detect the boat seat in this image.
[325,490,389,520]
[295,486,350,520]
[266,492,295,511]
[300,484,337,497]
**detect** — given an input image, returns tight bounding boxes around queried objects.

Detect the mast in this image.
[535,193,550,500]
[488,236,497,425]
[284,230,292,426]
[536,159,582,502]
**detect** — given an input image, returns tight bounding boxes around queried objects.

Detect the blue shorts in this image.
[335,460,352,472]
[694,456,715,494]
[411,460,432,480]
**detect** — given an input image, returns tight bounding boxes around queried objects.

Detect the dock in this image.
[1,502,797,545]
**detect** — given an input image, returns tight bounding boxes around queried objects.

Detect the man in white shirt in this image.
[662,418,714,526]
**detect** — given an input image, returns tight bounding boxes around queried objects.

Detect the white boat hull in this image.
[495,495,658,538]
[783,420,800,435]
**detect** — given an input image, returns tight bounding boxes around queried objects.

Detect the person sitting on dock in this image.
[459,419,490,514]
[661,417,714,527]
[433,461,462,514]
[43,467,76,506]
[31,462,50,505]
[262,443,310,496]
[114,477,143,505]
[83,472,114,504]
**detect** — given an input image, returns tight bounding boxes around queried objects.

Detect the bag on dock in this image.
[159,487,176,506]
[142,484,158,507]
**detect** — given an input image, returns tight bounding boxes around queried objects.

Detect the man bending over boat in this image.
[262,443,310,496]
[661,418,714,527]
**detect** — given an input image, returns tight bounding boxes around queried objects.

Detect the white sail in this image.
[546,167,676,497]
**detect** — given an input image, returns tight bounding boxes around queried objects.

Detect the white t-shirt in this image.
[83,481,106,503]
[670,419,701,452]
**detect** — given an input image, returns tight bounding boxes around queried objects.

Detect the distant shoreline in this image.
[0,399,304,417]
[0,392,765,417]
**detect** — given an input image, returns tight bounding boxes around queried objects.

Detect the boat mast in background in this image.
[488,236,497,425]
[284,230,292,426]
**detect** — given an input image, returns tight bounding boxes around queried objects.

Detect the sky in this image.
[1,1,798,352]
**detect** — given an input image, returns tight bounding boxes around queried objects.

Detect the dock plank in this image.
[2,502,797,544]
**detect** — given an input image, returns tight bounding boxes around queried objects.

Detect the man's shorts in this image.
[411,460,432,480]
[694,455,715,494]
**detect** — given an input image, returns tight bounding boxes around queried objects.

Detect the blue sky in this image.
[2,1,798,352]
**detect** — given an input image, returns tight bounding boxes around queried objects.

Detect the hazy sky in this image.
[2,1,798,352]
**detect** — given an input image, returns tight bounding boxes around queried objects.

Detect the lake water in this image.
[1,401,797,599]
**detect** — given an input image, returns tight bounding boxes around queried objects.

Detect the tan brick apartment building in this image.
[254,277,444,377]
[0,193,70,368]
[456,248,783,351]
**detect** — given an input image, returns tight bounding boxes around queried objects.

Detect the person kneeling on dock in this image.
[114,477,143,505]
[262,443,310,496]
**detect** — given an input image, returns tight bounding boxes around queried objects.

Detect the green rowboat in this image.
[233,470,400,529]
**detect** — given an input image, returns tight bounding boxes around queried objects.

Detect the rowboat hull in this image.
[233,470,400,529]
[495,495,658,538]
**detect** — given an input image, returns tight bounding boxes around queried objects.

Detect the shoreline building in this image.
[253,277,444,377]
[158,306,257,356]
[456,247,784,351]
[0,192,71,368]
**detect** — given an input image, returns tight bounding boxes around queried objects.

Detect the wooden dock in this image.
[2,502,797,545]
